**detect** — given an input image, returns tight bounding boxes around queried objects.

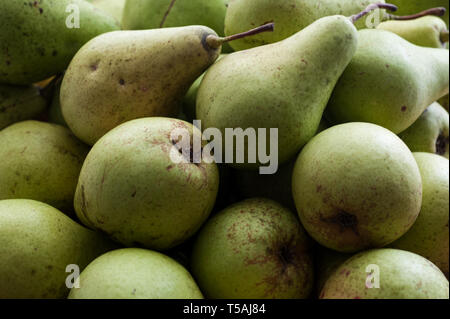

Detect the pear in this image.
[398,102,449,158]
[61,26,223,145]
[0,84,48,130]
[224,0,386,51]
[74,117,219,250]
[390,0,449,26]
[0,199,117,299]
[377,15,449,48]
[326,29,449,134]
[0,0,119,85]
[292,123,423,253]
[320,248,449,299]
[390,153,449,278]
[190,198,314,299]
[197,14,359,169]
[68,248,203,299]
[91,0,126,23]
[0,121,89,214]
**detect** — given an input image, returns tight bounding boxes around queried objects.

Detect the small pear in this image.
[326,29,449,134]
[0,121,89,214]
[0,84,47,130]
[0,0,120,85]
[398,102,449,158]
[0,199,116,299]
[390,153,449,278]
[68,248,203,299]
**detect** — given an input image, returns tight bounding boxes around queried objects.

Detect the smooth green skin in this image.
[377,16,449,49]
[398,102,449,159]
[48,81,68,127]
[225,0,385,51]
[0,121,89,214]
[390,153,449,278]
[0,0,119,85]
[320,248,449,299]
[390,0,449,26]
[61,26,221,145]
[327,29,449,134]
[315,247,351,296]
[0,84,48,130]
[68,248,203,299]
[197,16,358,169]
[91,0,126,23]
[0,199,116,299]
[191,198,314,299]
[292,123,423,253]
[74,117,219,250]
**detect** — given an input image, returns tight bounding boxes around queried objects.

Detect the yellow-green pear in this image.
[0,199,117,299]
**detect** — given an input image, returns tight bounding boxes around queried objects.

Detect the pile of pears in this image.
[0,0,449,300]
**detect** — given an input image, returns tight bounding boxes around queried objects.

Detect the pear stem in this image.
[441,30,449,43]
[386,7,446,21]
[38,73,63,102]
[159,0,177,28]
[206,23,275,49]
[350,3,398,24]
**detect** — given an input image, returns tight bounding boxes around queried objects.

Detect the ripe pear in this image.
[68,248,203,299]
[320,248,449,299]
[91,0,126,23]
[0,121,89,214]
[197,15,358,169]
[390,153,449,278]
[292,123,422,253]
[377,16,449,48]
[0,199,117,299]
[191,198,314,299]
[390,0,449,26]
[0,84,48,130]
[74,117,219,250]
[326,29,449,134]
[61,26,222,145]
[0,0,119,85]
[224,0,386,51]
[398,102,449,158]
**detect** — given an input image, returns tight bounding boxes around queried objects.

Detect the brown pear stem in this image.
[385,7,446,21]
[350,3,398,24]
[38,73,63,102]
[441,30,449,43]
[206,23,275,49]
[159,0,177,28]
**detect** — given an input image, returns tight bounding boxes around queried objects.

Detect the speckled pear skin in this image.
[0,84,48,130]
[390,0,449,26]
[320,249,449,299]
[68,248,203,299]
[74,117,219,251]
[377,16,449,49]
[0,121,89,214]
[0,199,117,299]
[390,153,449,278]
[191,198,314,299]
[197,16,358,169]
[0,0,120,85]
[326,29,449,134]
[61,26,221,145]
[292,123,423,253]
[224,0,385,51]
[399,102,449,159]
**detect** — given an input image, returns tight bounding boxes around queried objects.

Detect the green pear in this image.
[0,0,119,85]
[390,153,449,278]
[68,248,203,299]
[0,121,89,214]
[398,102,449,158]
[191,198,314,299]
[91,0,126,23]
[377,15,449,48]
[390,0,449,26]
[0,84,48,130]
[326,29,449,134]
[315,246,351,296]
[224,0,386,51]
[292,123,423,253]
[0,199,116,299]
[74,117,219,250]
[197,15,359,169]
[60,26,222,145]
[320,248,449,299]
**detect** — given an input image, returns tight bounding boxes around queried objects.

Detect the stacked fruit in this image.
[0,0,448,299]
